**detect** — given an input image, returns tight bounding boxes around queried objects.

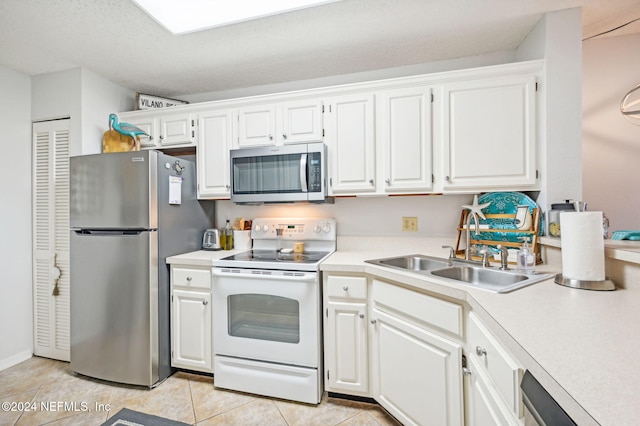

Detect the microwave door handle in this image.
[300,153,308,192]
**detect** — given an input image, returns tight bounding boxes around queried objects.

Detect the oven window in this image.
[228,294,300,344]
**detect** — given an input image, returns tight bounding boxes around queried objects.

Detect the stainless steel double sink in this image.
[365,254,553,293]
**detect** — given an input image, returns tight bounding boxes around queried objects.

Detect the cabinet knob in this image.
[385,178,390,185]
[225,184,230,190]
[159,135,164,140]
[476,346,487,357]
[342,285,349,291]
[268,134,273,140]
[186,276,192,281]
[370,319,377,325]
[202,300,208,305]
[445,176,450,181]
[462,367,472,376]
[369,179,374,185]
[149,135,154,140]
[359,312,365,319]
[282,134,287,139]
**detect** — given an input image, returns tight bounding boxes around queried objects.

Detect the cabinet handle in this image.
[268,134,273,140]
[159,135,164,140]
[358,313,365,319]
[370,319,377,324]
[149,135,154,140]
[225,185,230,190]
[342,285,349,291]
[385,178,390,185]
[186,276,192,281]
[369,179,374,185]
[283,134,287,139]
[202,300,208,305]
[476,346,487,357]
[445,176,450,181]
[462,367,472,376]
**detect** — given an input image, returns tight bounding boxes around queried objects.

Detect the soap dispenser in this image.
[516,237,535,273]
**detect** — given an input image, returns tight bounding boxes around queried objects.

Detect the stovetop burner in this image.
[221,249,330,264]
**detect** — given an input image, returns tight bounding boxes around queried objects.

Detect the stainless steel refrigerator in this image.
[69,150,213,387]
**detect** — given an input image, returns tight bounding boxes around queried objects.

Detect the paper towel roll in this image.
[560,212,605,281]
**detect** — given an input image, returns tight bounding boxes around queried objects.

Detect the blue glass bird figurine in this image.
[108,113,149,149]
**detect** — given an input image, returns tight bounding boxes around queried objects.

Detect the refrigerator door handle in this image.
[75,229,150,236]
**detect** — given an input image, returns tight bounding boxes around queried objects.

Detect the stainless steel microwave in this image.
[230,142,332,204]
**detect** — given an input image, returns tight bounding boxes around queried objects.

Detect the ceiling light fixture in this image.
[131,0,341,35]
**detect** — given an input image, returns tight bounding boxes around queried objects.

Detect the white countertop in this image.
[167,240,640,425]
[320,244,640,426]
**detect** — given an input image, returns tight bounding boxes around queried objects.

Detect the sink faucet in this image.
[465,211,480,261]
[497,245,509,270]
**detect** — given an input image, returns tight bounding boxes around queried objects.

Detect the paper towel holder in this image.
[554,274,616,291]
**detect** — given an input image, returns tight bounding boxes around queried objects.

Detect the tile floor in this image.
[0,357,401,426]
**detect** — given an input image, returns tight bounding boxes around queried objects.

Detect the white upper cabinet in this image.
[377,87,433,193]
[237,104,277,147]
[440,73,538,192]
[324,93,376,195]
[197,108,234,199]
[281,99,324,144]
[236,99,323,147]
[159,112,196,146]
[119,110,196,149]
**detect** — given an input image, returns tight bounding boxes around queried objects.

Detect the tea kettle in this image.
[202,229,220,250]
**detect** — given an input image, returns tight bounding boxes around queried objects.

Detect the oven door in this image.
[212,268,320,368]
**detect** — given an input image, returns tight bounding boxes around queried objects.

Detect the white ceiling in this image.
[1,0,639,97]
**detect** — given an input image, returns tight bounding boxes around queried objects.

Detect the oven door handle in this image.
[300,153,308,193]
[212,268,317,282]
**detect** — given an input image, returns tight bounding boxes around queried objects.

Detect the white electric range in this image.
[211,218,336,404]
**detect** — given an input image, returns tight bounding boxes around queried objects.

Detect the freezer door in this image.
[70,151,156,229]
[70,229,161,387]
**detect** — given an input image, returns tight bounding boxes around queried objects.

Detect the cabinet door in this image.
[325,301,368,395]
[197,109,234,199]
[159,112,196,146]
[441,74,537,191]
[325,94,376,195]
[281,100,324,144]
[237,104,277,147]
[171,289,212,373]
[464,356,519,426]
[121,116,158,149]
[378,87,433,193]
[371,308,463,426]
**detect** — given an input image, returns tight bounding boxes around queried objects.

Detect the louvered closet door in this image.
[32,119,70,361]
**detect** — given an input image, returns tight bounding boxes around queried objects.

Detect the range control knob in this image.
[322,223,332,233]
[262,224,270,232]
[253,223,262,232]
[314,223,322,233]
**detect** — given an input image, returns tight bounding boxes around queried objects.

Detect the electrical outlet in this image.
[402,216,418,232]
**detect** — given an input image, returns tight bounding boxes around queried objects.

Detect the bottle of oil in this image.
[221,219,234,250]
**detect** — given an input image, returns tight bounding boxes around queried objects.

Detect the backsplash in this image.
[215,194,474,238]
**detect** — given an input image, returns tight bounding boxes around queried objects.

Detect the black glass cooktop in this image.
[221,249,330,264]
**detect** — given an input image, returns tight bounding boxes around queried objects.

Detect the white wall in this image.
[583,33,640,232]
[0,66,33,368]
[179,50,516,103]
[215,194,473,240]
[81,69,135,154]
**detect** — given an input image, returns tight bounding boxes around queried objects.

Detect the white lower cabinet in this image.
[464,355,520,426]
[465,311,525,424]
[324,275,369,395]
[323,274,464,425]
[371,279,463,426]
[170,265,213,373]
